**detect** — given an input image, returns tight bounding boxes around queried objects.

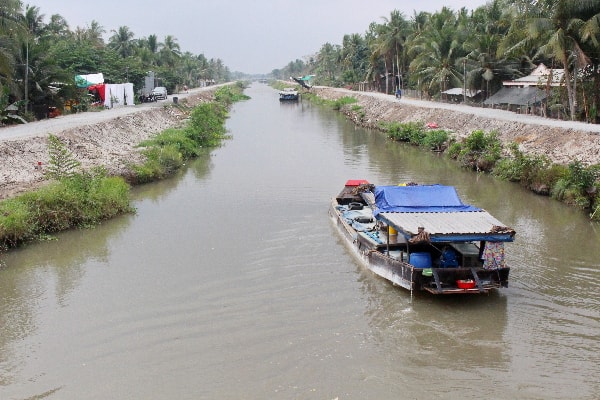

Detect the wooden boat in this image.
[279,87,299,101]
[329,180,516,294]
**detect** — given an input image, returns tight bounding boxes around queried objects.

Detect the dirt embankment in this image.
[2,84,600,200]
[0,88,219,200]
[311,86,600,167]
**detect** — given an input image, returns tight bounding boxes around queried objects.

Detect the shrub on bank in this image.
[305,93,358,110]
[422,129,450,151]
[364,118,600,220]
[131,145,185,183]
[0,168,131,248]
[383,121,424,143]
[131,83,246,183]
[451,130,502,172]
[184,102,229,147]
[331,96,357,110]
[1,83,248,251]
[214,82,251,105]
[551,161,597,208]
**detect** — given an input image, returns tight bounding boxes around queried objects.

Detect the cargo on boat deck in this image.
[329,180,516,295]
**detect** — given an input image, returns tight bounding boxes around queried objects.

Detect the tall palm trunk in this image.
[561,53,575,120]
[383,57,389,94]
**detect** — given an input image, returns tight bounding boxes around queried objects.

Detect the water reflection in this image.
[131,150,213,202]
[357,266,509,364]
[1,82,598,399]
[0,212,131,386]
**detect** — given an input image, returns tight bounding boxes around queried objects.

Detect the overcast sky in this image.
[33,0,489,74]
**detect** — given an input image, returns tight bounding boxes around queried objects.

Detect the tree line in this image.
[272,0,600,123]
[0,1,231,121]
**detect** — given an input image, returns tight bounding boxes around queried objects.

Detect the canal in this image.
[1,83,599,399]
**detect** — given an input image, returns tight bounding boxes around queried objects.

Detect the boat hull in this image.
[329,197,510,295]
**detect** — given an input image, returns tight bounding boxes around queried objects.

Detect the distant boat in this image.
[279,87,299,101]
[330,180,516,295]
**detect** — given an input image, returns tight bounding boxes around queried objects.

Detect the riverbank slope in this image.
[0,86,221,199]
[310,86,600,166]
[2,84,599,200]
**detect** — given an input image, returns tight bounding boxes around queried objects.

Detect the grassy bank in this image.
[0,82,250,253]
[313,94,600,221]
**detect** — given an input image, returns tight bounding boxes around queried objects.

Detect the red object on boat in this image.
[345,179,369,186]
[456,279,476,289]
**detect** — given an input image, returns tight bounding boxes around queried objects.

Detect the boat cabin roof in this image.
[376,210,514,242]
[371,184,515,242]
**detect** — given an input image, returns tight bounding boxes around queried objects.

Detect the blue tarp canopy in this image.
[371,184,515,242]
[373,184,481,215]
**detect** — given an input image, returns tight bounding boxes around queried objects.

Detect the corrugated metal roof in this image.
[484,86,547,106]
[442,88,482,97]
[378,210,506,236]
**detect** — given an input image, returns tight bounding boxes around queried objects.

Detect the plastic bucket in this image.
[409,252,432,268]
[388,226,397,235]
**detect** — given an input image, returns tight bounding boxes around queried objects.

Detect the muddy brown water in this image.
[1,83,599,400]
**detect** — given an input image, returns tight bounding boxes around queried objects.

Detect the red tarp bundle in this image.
[87,84,106,102]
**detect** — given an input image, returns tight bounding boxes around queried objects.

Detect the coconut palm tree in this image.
[366,22,393,93]
[315,42,341,85]
[380,10,410,91]
[108,25,135,58]
[462,0,519,99]
[147,34,158,54]
[158,35,181,68]
[0,0,22,89]
[340,33,367,84]
[409,7,463,97]
[579,2,600,121]
[45,14,70,39]
[525,0,600,120]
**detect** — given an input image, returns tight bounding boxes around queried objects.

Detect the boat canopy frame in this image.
[371,185,515,243]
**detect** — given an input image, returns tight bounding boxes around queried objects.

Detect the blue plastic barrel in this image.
[409,252,432,268]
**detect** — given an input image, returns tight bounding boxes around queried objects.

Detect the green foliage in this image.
[184,102,229,147]
[492,143,566,195]
[447,141,462,159]
[130,156,163,184]
[383,121,426,145]
[131,85,243,184]
[312,95,358,110]
[131,145,184,183]
[45,134,81,180]
[0,89,27,125]
[452,130,502,172]
[0,169,132,248]
[380,122,449,151]
[422,129,449,151]
[331,96,357,110]
[270,81,296,91]
[0,199,32,247]
[139,128,200,159]
[551,161,597,208]
[566,161,596,192]
[214,83,251,105]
